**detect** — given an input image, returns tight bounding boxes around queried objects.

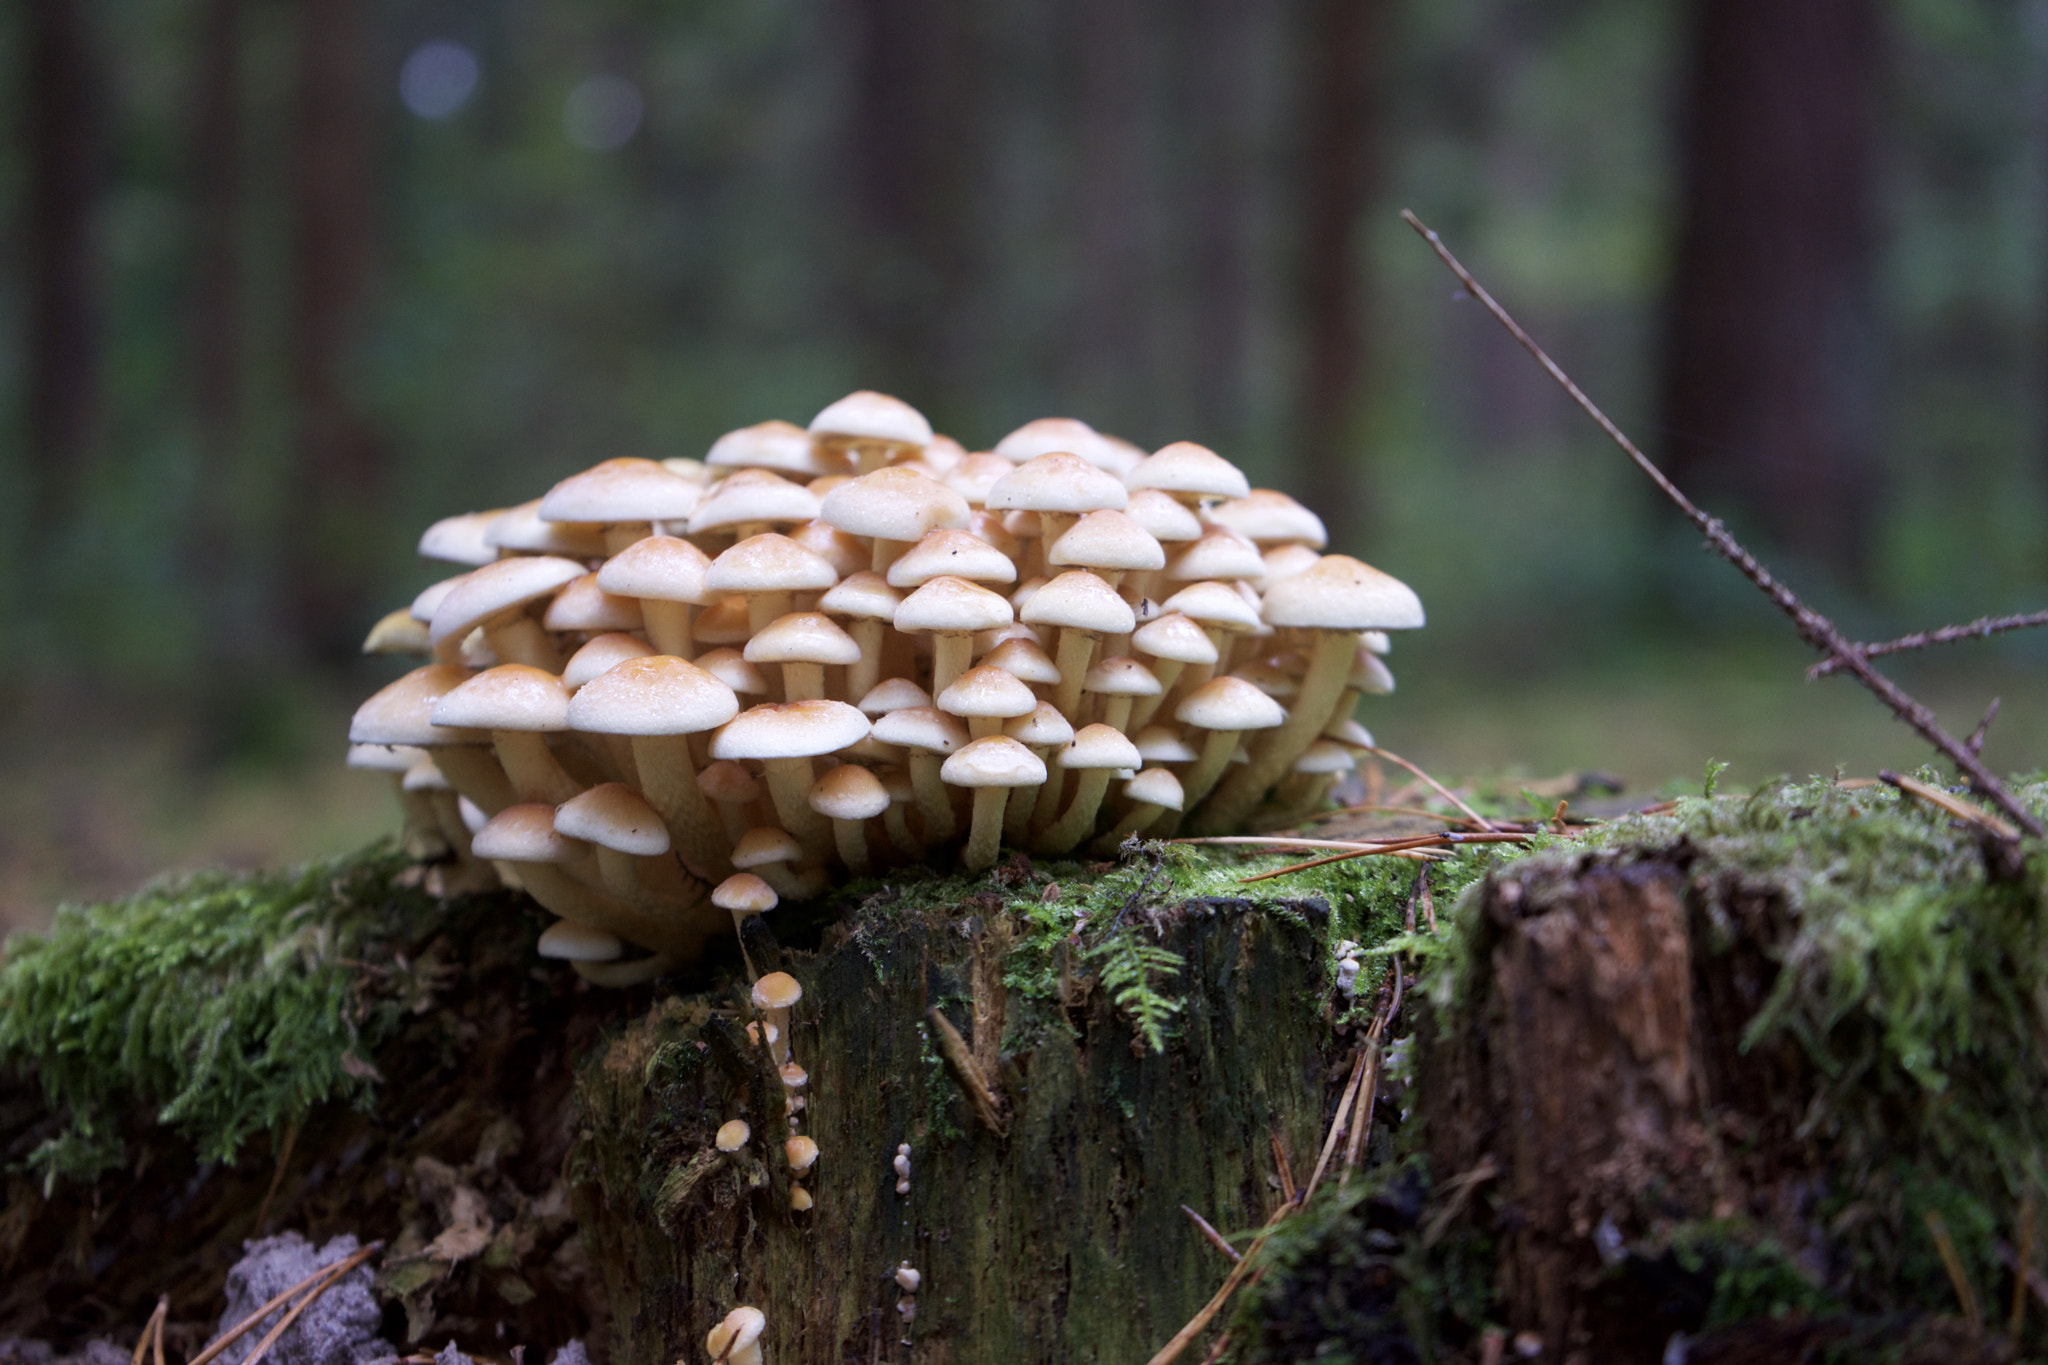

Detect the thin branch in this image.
[1180,1205,1241,1263]
[1365,747,1497,831]
[1401,209,2044,841]
[1969,697,2001,758]
[1808,610,2048,678]
[1880,771,2019,842]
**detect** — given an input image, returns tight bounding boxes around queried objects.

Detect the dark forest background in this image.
[5,0,2048,924]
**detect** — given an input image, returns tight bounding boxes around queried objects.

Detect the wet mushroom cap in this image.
[820,466,970,541]
[871,706,969,754]
[1260,555,1425,630]
[785,1135,820,1171]
[894,575,1015,635]
[350,665,488,746]
[744,613,863,666]
[562,633,657,689]
[538,457,701,524]
[692,648,771,697]
[566,656,741,735]
[857,677,934,714]
[1126,440,1251,501]
[1059,724,1144,771]
[537,920,624,961]
[688,470,822,534]
[940,735,1046,787]
[594,534,713,602]
[936,666,1038,721]
[979,637,1061,685]
[710,700,870,760]
[417,510,503,566]
[819,570,903,621]
[809,390,934,447]
[1175,675,1289,731]
[985,452,1128,514]
[1004,702,1075,747]
[809,763,891,820]
[708,419,833,477]
[713,873,780,914]
[731,826,803,869]
[1125,766,1186,810]
[1209,489,1328,547]
[472,804,581,862]
[887,528,1019,586]
[554,783,672,854]
[715,1121,753,1153]
[752,970,803,1010]
[1047,510,1165,572]
[705,533,840,596]
[432,664,571,732]
[428,557,588,658]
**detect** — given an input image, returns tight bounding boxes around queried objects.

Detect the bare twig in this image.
[1808,609,2048,678]
[1401,209,2044,841]
[1180,1205,1242,1263]
[1236,830,1540,885]
[1365,747,1497,831]
[927,1008,1009,1137]
[1925,1210,1983,1332]
[186,1243,381,1365]
[1969,697,2002,758]
[1143,1198,1295,1365]
[1270,1131,1297,1205]
[2013,1192,2036,1338]
[1881,771,2020,842]
[128,1298,168,1365]
[1302,1044,1371,1205]
[1340,961,1404,1188]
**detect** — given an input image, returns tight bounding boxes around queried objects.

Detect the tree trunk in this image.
[1660,0,1882,583]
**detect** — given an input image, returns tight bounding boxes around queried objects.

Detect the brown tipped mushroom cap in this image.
[710,700,870,760]
[993,416,1105,465]
[985,452,1128,514]
[936,666,1038,721]
[1351,647,1396,694]
[362,609,431,655]
[1122,489,1206,543]
[787,518,869,577]
[567,656,740,735]
[944,452,1015,505]
[751,970,803,1010]
[691,597,753,645]
[350,664,486,746]
[1131,612,1221,664]
[429,557,588,659]
[707,1307,767,1365]
[432,663,571,731]
[1058,724,1143,771]
[688,469,822,533]
[785,1135,820,1171]
[537,920,624,961]
[1047,510,1165,572]
[1258,543,1323,589]
[1127,440,1251,501]
[1160,580,1263,631]
[472,804,581,862]
[1261,555,1425,630]
[539,457,701,524]
[417,510,503,566]
[1166,527,1266,582]
[555,782,672,855]
[820,467,970,540]
[715,1121,753,1153]
[692,647,771,697]
[708,419,836,477]
[872,706,970,754]
[894,575,1014,635]
[980,637,1061,685]
[731,827,802,870]
[1125,766,1186,810]
[1005,702,1075,747]
[1292,739,1359,774]
[809,390,933,446]
[595,534,713,602]
[697,759,762,804]
[818,570,903,621]
[1134,725,1200,763]
[563,633,656,690]
[714,873,780,914]
[744,612,862,666]
[887,528,1018,587]
[857,677,933,714]
[1019,571,1136,634]
[940,735,1046,787]
[705,534,840,596]
[484,501,608,557]
[1209,489,1328,547]
[541,573,643,633]
[809,763,889,820]
[780,1060,809,1089]
[1084,656,1162,698]
[1175,675,1288,731]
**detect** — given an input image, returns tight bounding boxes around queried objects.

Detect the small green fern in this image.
[1082,931,1184,1053]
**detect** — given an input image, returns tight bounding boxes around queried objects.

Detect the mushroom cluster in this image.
[349,392,1421,981]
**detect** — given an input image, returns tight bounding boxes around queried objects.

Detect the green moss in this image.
[0,841,448,1188]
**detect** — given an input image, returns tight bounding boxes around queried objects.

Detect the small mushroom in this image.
[751,971,803,1067]
[1091,767,1185,854]
[785,1135,820,1172]
[894,1263,922,1293]
[807,763,889,874]
[894,1142,911,1194]
[940,735,1046,871]
[705,1306,766,1365]
[713,873,779,969]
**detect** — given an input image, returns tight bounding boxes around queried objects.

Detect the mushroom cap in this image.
[752,970,803,1010]
[809,390,933,446]
[697,759,763,803]
[708,419,835,477]
[871,706,969,755]
[1124,766,1186,810]
[976,621,1043,654]
[940,734,1047,788]
[1047,510,1165,572]
[595,534,714,603]
[360,609,424,662]
[537,920,624,962]
[809,763,890,820]
[708,1308,768,1362]
[819,570,904,621]
[346,743,424,773]
[894,1264,923,1293]
[785,1135,820,1172]
[1261,555,1425,630]
[1235,657,1299,699]
[1009,577,1047,613]
[711,700,871,760]
[472,804,582,862]
[1084,656,1162,697]
[417,510,503,566]
[542,573,644,633]
[693,597,753,644]
[567,656,740,736]
[944,453,1016,506]
[1058,724,1143,771]
[1167,527,1266,582]
[937,665,1038,720]
[662,457,711,483]
[1361,630,1392,656]
[706,533,840,596]
[1258,543,1323,590]
[555,782,672,855]
[857,677,933,715]
[895,575,1015,635]
[993,416,1105,466]
[788,518,870,577]
[1131,611,1221,664]
[693,647,771,696]
[485,502,608,557]
[1327,717,1376,750]
[820,466,970,540]
[887,528,1018,587]
[1209,489,1328,547]
[1292,739,1359,774]
[350,664,486,746]
[714,1121,754,1154]
[1174,675,1288,732]
[985,452,1128,514]
[1019,571,1136,634]
[732,827,803,868]
[410,575,465,623]
[714,873,780,914]
[563,632,657,690]
[980,637,1061,685]
[744,612,863,666]
[1160,580,1263,631]
[1122,489,1205,542]
[429,557,588,655]
[779,1061,808,1088]
[433,663,571,732]
[1351,649,1396,695]
[400,756,449,791]
[688,470,822,534]
[1127,440,1251,500]
[539,457,701,524]
[1133,725,1199,763]
[788,1185,813,1211]
[1004,702,1075,747]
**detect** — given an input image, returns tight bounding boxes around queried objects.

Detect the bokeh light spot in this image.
[564,75,643,151]
[399,41,479,120]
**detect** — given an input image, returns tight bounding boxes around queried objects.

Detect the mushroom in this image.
[751,970,802,1066]
[893,1142,911,1194]
[1046,508,1164,594]
[936,664,1039,741]
[350,663,515,816]
[893,574,1014,697]
[705,533,840,636]
[808,763,889,874]
[819,465,970,574]
[485,501,608,559]
[978,636,1061,693]
[537,456,702,554]
[744,612,862,703]
[563,632,657,690]
[553,782,696,912]
[1090,767,1185,853]
[537,919,622,962]
[940,735,1046,871]
[1127,611,1216,729]
[472,804,690,956]
[704,1302,767,1365]
[809,390,933,474]
[595,534,714,658]
[789,1185,814,1212]
[361,609,430,655]
[431,664,584,805]
[417,509,504,566]
[1172,675,1288,816]
[428,556,587,671]
[713,872,779,971]
[1035,724,1143,855]
[818,571,904,703]
[689,469,822,541]
[870,706,969,843]
[886,528,1018,589]
[943,452,1014,507]
[692,647,772,700]
[1019,570,1136,720]
[787,517,871,578]
[348,743,444,859]
[985,452,1128,568]
[732,826,826,901]
[786,1134,820,1173]
[894,1263,922,1293]
[709,418,839,479]
[716,1120,752,1153]
[709,700,872,865]
[1080,656,1160,733]
[1125,439,1251,507]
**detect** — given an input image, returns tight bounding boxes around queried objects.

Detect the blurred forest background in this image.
[4,0,2048,926]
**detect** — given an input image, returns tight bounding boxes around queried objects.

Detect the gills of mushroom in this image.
[567,655,741,881]
[1035,724,1144,856]
[940,735,1046,872]
[808,763,889,875]
[1090,767,1185,855]
[1195,555,1423,835]
[709,700,871,867]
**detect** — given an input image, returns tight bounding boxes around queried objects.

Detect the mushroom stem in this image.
[1193,630,1351,834]
[848,619,886,701]
[484,616,561,672]
[629,734,733,880]
[1050,630,1096,721]
[1090,800,1167,855]
[871,536,912,575]
[1127,660,1184,730]
[884,801,924,858]
[604,523,649,556]
[962,788,1007,871]
[1036,769,1116,856]
[1003,756,1048,844]
[431,746,519,816]
[909,753,957,843]
[932,633,974,698]
[492,732,584,805]
[831,817,872,875]
[762,755,832,864]
[396,786,450,860]
[783,661,826,703]
[747,591,792,636]
[1179,728,1241,815]
[640,601,693,658]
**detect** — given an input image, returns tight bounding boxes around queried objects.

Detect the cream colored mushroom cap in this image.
[785,1135,820,1171]
[563,633,656,690]
[484,501,608,557]
[1019,570,1136,634]
[744,612,862,666]
[714,873,780,914]
[1048,510,1165,572]
[349,664,486,746]
[818,570,903,621]
[809,763,890,820]
[732,827,802,869]
[417,510,503,566]
[707,1306,767,1361]
[887,528,1018,587]
[429,556,588,655]
[1174,675,1288,731]
[1001,702,1072,748]
[567,656,741,735]
[820,467,970,540]
[1351,649,1396,694]
[1058,724,1144,771]
[346,743,425,773]
[937,666,1038,720]
[541,573,643,633]
[985,452,1128,514]
[1127,440,1251,500]
[894,575,1015,635]
[555,782,672,855]
[471,804,582,862]
[710,700,871,760]
[537,920,624,962]
[595,534,714,603]
[1134,725,1199,763]
[857,677,933,715]
[944,452,1016,505]
[714,1122,754,1155]
[401,756,450,791]
[809,390,933,446]
[940,734,1047,788]
[1292,739,1359,774]
[993,416,1105,465]
[1084,656,1162,697]
[980,637,1061,685]
[871,706,969,755]
[689,470,823,534]
[1167,527,1266,582]
[707,419,832,477]
[1131,612,1221,664]
[432,663,571,732]
[752,970,803,1010]
[410,575,465,623]
[1123,489,1205,542]
[1124,766,1186,810]
[1258,543,1323,590]
[539,457,701,524]
[1160,580,1263,631]
[363,608,431,655]
[1208,489,1328,547]
[706,533,840,595]
[697,759,762,803]
[693,647,771,697]
[1261,555,1424,630]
